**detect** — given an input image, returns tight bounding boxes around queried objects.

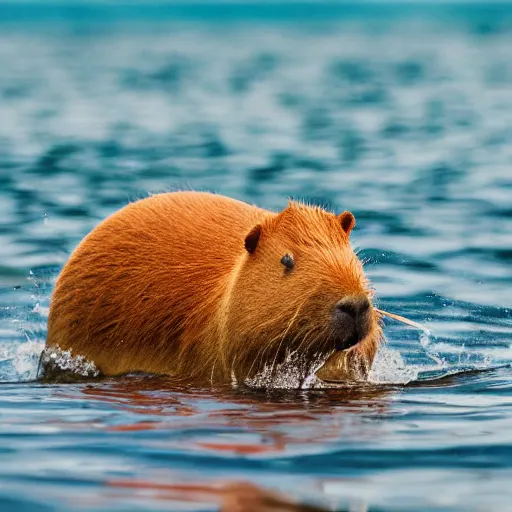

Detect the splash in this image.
[244,350,329,390]
[0,267,52,382]
[39,347,100,379]
[367,345,418,385]
[0,337,45,382]
[243,343,422,390]
[419,330,445,366]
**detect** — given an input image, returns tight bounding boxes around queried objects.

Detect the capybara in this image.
[45,191,382,385]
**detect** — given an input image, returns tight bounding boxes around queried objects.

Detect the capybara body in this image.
[46,192,382,385]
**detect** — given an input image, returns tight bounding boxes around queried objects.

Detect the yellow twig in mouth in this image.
[375,308,430,334]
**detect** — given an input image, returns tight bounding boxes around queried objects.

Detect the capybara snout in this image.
[46,191,383,385]
[335,294,371,319]
[333,294,373,350]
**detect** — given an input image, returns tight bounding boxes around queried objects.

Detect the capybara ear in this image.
[245,224,262,254]
[338,211,356,236]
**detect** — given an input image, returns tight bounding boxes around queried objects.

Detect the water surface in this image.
[1,4,512,511]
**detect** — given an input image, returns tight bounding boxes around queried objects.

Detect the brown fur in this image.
[46,191,382,384]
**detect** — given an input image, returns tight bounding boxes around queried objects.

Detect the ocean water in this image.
[1,3,512,510]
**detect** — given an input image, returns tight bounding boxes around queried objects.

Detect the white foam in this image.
[367,345,419,385]
[40,347,100,378]
[244,350,329,390]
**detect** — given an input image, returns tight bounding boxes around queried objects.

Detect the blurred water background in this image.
[1,1,512,510]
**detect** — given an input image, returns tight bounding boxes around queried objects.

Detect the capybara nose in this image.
[335,294,370,319]
[333,294,372,351]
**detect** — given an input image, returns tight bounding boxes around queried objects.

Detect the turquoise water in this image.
[1,3,512,510]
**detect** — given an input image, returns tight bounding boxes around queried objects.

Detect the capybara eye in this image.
[280,253,294,271]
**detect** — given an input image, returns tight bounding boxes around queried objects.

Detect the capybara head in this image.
[224,201,383,383]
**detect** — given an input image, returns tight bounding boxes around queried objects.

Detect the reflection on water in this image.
[106,480,333,512]
[51,377,393,511]
[53,376,393,443]
[1,4,512,511]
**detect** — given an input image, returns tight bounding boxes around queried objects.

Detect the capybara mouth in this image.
[315,349,369,383]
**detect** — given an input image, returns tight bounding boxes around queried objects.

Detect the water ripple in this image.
[0,11,511,511]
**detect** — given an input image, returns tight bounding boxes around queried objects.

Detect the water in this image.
[1,3,512,510]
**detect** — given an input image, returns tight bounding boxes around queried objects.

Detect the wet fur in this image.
[46,191,382,384]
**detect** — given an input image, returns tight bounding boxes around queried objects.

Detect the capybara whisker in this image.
[375,308,429,333]
[268,299,306,379]
[45,191,384,386]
